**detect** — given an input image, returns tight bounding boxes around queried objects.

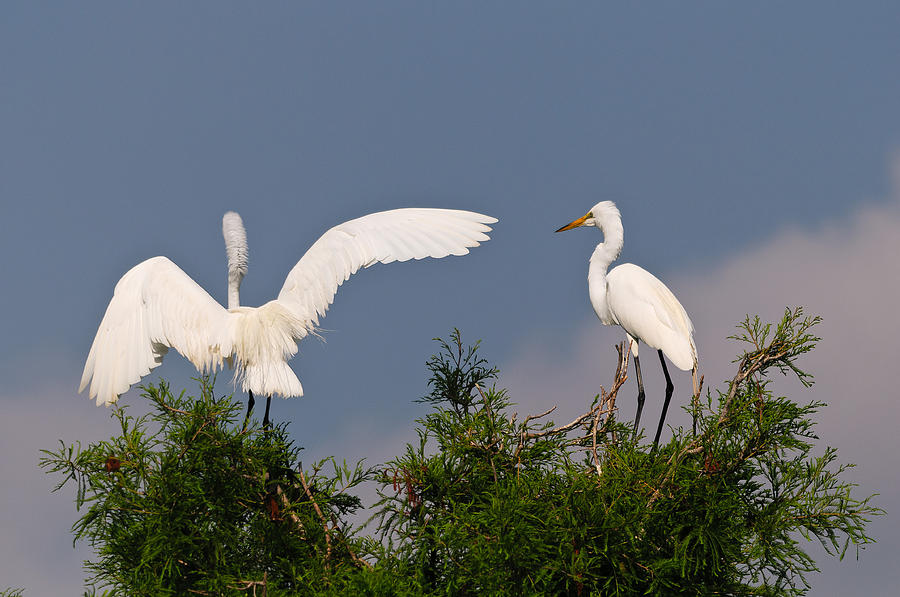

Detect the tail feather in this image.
[240,360,303,398]
[229,300,311,398]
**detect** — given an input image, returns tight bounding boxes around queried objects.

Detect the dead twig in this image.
[298,468,332,561]
[523,405,558,427]
[591,403,603,476]
[522,407,596,441]
[274,484,305,533]
[228,571,267,596]
[691,372,705,436]
[295,466,371,569]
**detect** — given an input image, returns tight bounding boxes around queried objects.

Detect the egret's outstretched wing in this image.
[79,256,231,406]
[276,208,497,327]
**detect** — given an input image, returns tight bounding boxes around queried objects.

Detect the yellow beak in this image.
[555,212,591,233]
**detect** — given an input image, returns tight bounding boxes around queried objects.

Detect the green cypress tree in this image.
[372,309,880,596]
[43,308,881,595]
[41,379,370,596]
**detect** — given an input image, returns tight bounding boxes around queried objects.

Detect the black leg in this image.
[691,367,699,436]
[633,354,646,439]
[263,396,272,431]
[652,350,674,449]
[243,390,255,429]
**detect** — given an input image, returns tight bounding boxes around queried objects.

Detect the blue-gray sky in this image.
[2,3,899,594]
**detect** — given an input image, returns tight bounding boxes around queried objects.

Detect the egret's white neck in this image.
[587,212,624,324]
[588,211,624,276]
[223,211,249,310]
[227,274,243,310]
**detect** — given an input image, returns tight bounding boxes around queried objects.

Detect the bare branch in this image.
[298,467,332,561]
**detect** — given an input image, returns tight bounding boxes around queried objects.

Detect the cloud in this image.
[0,382,120,595]
[499,154,900,594]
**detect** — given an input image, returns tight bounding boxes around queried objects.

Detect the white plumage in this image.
[605,264,696,371]
[222,211,248,310]
[557,200,697,446]
[80,208,497,406]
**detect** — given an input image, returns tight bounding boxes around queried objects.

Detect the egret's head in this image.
[223,211,249,279]
[555,201,620,232]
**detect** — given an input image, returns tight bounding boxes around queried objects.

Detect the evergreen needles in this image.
[43,309,881,595]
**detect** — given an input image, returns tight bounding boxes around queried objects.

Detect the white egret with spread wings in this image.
[80,208,497,425]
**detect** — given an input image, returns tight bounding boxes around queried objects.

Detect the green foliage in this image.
[43,309,881,596]
[41,380,371,596]
[373,310,880,596]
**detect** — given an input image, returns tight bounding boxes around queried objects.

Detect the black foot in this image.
[243,390,256,430]
[263,396,272,431]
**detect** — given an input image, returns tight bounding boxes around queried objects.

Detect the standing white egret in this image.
[79,208,498,420]
[221,210,267,425]
[556,201,697,447]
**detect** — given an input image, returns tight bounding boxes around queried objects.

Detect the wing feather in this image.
[607,263,697,370]
[79,256,231,406]
[276,208,496,326]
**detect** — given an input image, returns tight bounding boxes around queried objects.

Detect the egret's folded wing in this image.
[276,208,497,326]
[608,264,697,370]
[79,256,231,406]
